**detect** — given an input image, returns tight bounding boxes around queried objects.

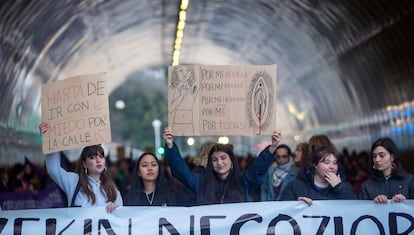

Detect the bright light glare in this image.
[187,137,195,146]
[218,136,229,144]
[115,100,125,109]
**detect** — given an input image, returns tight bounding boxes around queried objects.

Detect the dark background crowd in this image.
[0,143,397,210]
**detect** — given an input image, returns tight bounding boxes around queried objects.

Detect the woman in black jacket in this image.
[359,137,414,203]
[163,127,282,205]
[124,152,176,206]
[280,146,357,205]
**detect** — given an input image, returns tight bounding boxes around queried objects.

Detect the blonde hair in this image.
[193,141,217,167]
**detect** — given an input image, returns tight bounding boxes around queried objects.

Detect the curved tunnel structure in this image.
[1,0,414,165]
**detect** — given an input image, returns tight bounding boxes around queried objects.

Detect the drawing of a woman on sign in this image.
[246,71,275,135]
[169,65,199,135]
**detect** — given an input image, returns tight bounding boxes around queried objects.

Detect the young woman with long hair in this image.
[124,152,176,206]
[162,127,282,205]
[360,137,414,203]
[39,123,122,212]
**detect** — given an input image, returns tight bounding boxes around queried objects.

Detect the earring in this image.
[104,166,107,172]
[392,162,396,169]
[372,165,376,169]
[84,167,88,175]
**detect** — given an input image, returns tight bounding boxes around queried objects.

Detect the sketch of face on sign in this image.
[169,65,199,135]
[246,71,275,135]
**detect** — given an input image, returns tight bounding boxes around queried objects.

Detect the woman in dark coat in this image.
[124,152,176,206]
[359,137,414,203]
[280,146,357,205]
[163,127,282,205]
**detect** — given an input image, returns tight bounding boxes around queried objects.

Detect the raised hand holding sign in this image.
[41,73,111,154]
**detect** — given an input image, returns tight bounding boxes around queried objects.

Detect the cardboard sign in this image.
[168,65,277,136]
[41,73,111,154]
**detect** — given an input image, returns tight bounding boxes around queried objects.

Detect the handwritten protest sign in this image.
[41,73,111,154]
[168,65,277,136]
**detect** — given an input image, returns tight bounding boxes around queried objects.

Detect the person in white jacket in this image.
[39,123,122,212]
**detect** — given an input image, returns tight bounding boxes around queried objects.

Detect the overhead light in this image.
[179,10,187,20]
[180,0,189,10]
[172,0,190,66]
[178,21,186,30]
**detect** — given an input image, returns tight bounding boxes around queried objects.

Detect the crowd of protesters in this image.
[1,128,413,211]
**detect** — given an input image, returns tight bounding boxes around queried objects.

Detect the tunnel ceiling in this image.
[1,0,414,158]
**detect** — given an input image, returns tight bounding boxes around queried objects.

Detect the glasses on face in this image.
[276,155,289,159]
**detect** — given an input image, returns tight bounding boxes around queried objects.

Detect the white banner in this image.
[1,200,414,234]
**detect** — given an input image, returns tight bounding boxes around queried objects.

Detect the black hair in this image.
[275,144,292,156]
[200,144,244,205]
[124,152,171,206]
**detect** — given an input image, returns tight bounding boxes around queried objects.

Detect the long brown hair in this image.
[77,145,118,204]
[295,142,311,169]
[309,134,337,152]
[200,144,244,204]
[370,137,406,177]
